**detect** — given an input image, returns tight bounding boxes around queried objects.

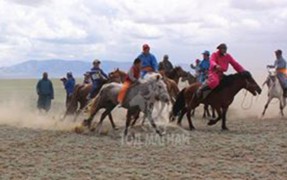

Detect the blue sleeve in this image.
[101,69,108,79]
[151,55,158,71]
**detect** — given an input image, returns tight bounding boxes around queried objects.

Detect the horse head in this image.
[241,71,262,96]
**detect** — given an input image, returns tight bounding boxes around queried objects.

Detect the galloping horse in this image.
[160,66,189,84]
[262,67,286,117]
[63,73,122,120]
[171,71,262,130]
[110,68,179,104]
[82,74,170,136]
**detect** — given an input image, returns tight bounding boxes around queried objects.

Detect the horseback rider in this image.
[137,44,158,77]
[61,72,76,108]
[87,59,108,100]
[118,58,141,105]
[83,72,91,85]
[190,59,201,81]
[159,54,174,74]
[267,49,287,96]
[196,43,245,99]
[198,50,210,83]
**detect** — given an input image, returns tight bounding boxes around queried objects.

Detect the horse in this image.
[171,71,262,130]
[160,66,189,84]
[63,73,123,120]
[82,74,170,136]
[261,67,286,117]
[110,68,179,104]
[180,71,197,85]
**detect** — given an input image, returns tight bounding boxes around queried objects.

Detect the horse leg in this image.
[155,101,166,120]
[279,97,285,117]
[186,107,195,130]
[177,107,187,126]
[208,107,222,126]
[146,108,162,136]
[203,104,211,118]
[221,107,229,131]
[124,109,133,136]
[212,107,216,119]
[262,97,272,117]
[131,111,141,127]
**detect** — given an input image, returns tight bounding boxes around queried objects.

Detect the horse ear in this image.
[116,68,119,71]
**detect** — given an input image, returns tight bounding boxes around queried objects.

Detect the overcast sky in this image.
[0,0,287,71]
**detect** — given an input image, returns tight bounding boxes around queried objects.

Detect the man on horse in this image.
[118,58,141,105]
[61,72,76,108]
[198,50,210,83]
[87,59,108,100]
[267,49,287,96]
[196,43,245,99]
[137,44,158,78]
[159,54,174,74]
[190,59,201,81]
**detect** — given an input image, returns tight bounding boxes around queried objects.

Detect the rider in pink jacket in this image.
[197,43,245,98]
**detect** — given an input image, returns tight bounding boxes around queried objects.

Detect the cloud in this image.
[0,0,286,69]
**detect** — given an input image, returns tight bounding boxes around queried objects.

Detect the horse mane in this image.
[214,71,251,92]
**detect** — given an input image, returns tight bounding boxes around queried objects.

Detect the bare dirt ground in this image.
[0,79,287,179]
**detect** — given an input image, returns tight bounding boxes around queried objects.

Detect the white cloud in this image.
[0,0,286,69]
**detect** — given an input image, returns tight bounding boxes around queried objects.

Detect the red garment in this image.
[207,51,245,89]
[126,65,140,82]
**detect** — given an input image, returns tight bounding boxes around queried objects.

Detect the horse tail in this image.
[172,88,186,116]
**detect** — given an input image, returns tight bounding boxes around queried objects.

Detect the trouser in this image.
[277,73,287,89]
[117,81,131,104]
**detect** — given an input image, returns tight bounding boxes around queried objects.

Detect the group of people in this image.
[36,43,287,112]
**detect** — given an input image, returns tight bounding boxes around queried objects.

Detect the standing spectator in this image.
[36,72,54,112]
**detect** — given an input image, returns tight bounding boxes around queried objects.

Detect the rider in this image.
[61,72,76,108]
[83,72,91,85]
[198,50,210,83]
[267,49,287,96]
[87,59,108,100]
[196,43,245,99]
[137,44,158,77]
[159,54,174,74]
[190,59,201,81]
[117,58,141,105]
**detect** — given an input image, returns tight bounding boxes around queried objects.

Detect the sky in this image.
[0,0,287,71]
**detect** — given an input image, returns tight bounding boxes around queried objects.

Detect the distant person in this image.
[61,72,76,108]
[87,59,108,100]
[36,72,54,112]
[198,50,210,83]
[159,54,174,74]
[267,49,287,96]
[137,44,158,77]
[190,59,201,81]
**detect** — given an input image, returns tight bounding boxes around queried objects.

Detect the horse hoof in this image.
[208,120,217,126]
[189,127,195,131]
[82,119,91,127]
[90,127,96,132]
[221,127,229,131]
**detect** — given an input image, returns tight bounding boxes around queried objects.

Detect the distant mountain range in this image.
[0,60,133,79]
[0,59,191,79]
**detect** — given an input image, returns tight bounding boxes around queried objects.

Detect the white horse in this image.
[262,67,286,117]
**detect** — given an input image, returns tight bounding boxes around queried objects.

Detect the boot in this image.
[284,89,287,97]
[196,84,211,100]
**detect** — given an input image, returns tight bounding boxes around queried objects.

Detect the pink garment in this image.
[207,51,245,89]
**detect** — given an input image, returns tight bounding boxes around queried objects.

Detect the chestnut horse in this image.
[171,71,262,130]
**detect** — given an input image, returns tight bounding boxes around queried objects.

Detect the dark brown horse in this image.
[171,71,262,130]
[160,66,189,84]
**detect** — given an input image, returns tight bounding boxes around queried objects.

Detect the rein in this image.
[241,90,254,110]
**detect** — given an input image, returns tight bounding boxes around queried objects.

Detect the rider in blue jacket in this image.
[137,44,158,77]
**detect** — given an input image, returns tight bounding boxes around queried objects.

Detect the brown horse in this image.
[160,66,189,84]
[63,73,123,120]
[171,71,262,130]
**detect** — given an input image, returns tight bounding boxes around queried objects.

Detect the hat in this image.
[67,72,72,76]
[93,59,101,64]
[142,44,150,50]
[275,49,282,55]
[202,50,210,55]
[217,43,227,49]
